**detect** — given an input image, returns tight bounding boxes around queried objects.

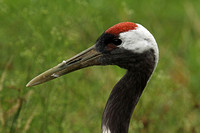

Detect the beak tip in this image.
[26,81,34,87]
[26,83,31,87]
[26,79,40,87]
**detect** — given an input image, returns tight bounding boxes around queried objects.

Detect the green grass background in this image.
[0,0,200,132]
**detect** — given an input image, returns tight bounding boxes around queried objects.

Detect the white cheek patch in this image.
[118,24,159,63]
[121,39,151,53]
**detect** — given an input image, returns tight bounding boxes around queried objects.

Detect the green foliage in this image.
[0,0,200,132]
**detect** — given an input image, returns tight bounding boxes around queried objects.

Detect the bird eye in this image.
[112,39,122,46]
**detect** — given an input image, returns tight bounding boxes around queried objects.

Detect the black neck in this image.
[101,69,152,133]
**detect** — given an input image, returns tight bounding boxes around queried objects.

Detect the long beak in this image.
[26,46,102,87]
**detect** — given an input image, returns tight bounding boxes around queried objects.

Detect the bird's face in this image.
[95,22,158,69]
[26,22,158,87]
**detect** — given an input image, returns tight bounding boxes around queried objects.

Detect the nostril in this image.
[67,58,82,65]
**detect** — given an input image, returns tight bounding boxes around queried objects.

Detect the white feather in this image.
[102,125,111,133]
[118,24,159,65]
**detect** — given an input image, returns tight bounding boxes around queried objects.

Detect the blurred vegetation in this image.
[0,0,200,132]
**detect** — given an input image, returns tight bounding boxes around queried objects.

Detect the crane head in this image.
[26,22,158,87]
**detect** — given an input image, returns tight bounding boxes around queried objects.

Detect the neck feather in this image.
[101,69,152,133]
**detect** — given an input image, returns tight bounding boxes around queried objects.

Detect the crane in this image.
[26,22,159,133]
